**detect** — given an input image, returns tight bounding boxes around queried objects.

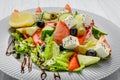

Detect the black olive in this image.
[37,21,45,28]
[86,49,97,56]
[41,44,46,52]
[59,44,66,51]
[70,27,77,36]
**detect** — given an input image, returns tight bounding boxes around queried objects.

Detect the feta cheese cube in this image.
[62,35,79,49]
[81,14,93,27]
[95,43,110,58]
[64,16,77,29]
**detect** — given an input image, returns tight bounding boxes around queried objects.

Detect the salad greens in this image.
[11,32,23,41]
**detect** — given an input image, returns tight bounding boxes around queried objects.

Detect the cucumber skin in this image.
[41,30,54,40]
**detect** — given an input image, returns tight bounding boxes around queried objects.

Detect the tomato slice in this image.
[64,4,72,13]
[32,29,44,45]
[36,7,42,13]
[68,53,80,71]
[14,9,19,13]
[54,20,70,44]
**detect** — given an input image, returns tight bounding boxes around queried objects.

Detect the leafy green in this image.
[44,41,60,60]
[11,32,23,41]
[48,62,68,71]
[31,53,38,63]
[44,56,69,71]
[46,55,85,72]
[41,26,54,40]
[74,11,78,17]
[42,35,70,71]
[14,37,34,55]
[44,34,58,60]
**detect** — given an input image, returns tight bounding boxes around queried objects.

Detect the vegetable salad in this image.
[8,4,112,72]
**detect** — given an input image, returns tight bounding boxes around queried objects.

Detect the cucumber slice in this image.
[92,26,107,39]
[77,54,100,66]
[42,12,51,20]
[59,13,72,21]
[16,26,39,36]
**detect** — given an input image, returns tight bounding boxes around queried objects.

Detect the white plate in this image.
[0,7,120,80]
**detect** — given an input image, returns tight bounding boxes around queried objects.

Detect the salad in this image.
[8,4,112,72]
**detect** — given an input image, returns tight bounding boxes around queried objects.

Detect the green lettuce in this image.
[11,32,23,41]
[14,37,34,55]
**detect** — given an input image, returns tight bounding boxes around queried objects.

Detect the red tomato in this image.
[64,4,72,13]
[54,20,70,44]
[36,7,42,13]
[32,29,44,45]
[14,9,19,13]
[68,53,80,71]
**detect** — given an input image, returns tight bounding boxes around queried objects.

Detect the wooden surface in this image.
[0,0,120,80]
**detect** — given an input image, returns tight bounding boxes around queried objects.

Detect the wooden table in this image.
[0,0,120,80]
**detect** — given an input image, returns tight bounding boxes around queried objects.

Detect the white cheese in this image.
[80,14,93,27]
[64,15,77,29]
[95,43,110,58]
[62,35,79,49]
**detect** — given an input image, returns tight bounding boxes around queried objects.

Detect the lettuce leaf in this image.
[11,32,23,41]
[14,37,35,55]
[44,34,60,60]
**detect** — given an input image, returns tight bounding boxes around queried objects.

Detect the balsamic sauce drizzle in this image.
[28,55,32,72]
[37,51,47,80]
[21,55,27,73]
[54,72,61,80]
[6,39,15,56]
[41,70,47,80]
